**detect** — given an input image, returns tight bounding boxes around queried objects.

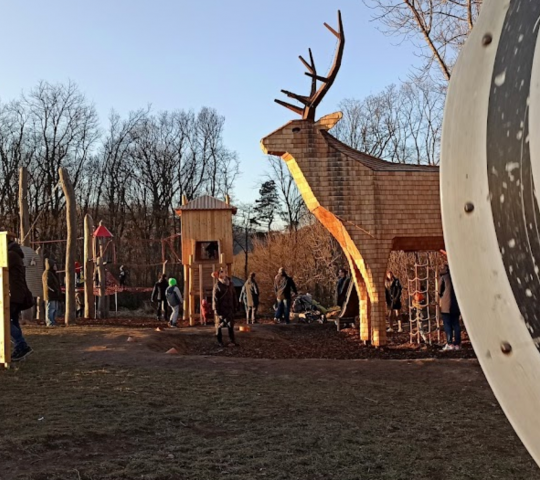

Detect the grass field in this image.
[1,324,538,480]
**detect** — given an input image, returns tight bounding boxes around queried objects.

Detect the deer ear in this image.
[316,112,343,131]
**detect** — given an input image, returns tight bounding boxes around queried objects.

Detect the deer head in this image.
[261,10,345,157]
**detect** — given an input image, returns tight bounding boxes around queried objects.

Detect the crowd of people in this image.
[4,226,463,359]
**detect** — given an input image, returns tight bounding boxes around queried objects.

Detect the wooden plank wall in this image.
[181,210,234,264]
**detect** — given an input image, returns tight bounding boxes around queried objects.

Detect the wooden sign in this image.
[0,233,10,368]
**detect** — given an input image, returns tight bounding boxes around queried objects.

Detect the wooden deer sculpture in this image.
[261,11,444,346]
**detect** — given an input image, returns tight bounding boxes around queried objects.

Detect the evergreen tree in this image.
[254,180,280,232]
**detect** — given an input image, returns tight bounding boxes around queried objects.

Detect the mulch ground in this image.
[31,315,476,360]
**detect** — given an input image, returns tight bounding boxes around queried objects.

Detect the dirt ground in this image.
[1,322,538,480]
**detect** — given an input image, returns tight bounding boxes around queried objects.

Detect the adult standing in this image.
[274,267,297,325]
[439,264,461,351]
[385,271,403,333]
[151,274,169,321]
[42,258,62,327]
[7,232,33,361]
[239,272,259,324]
[213,269,238,346]
[118,265,128,288]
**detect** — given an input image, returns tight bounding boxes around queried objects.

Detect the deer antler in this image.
[275,10,345,121]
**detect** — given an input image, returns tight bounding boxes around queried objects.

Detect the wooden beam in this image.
[189,255,194,326]
[84,214,95,319]
[199,263,203,324]
[183,264,189,322]
[59,168,76,326]
[19,167,30,247]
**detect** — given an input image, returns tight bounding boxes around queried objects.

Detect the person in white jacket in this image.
[165,278,183,328]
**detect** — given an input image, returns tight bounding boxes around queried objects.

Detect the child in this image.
[165,278,183,328]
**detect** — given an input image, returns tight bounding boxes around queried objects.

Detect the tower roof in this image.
[94,225,113,238]
[175,195,237,216]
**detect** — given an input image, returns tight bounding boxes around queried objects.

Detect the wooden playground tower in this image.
[175,195,237,325]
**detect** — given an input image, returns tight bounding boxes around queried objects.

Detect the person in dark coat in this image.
[385,271,403,333]
[118,265,128,288]
[336,268,351,308]
[213,269,238,346]
[7,232,33,361]
[42,258,62,327]
[274,267,298,324]
[239,272,259,324]
[151,274,169,321]
[439,264,461,351]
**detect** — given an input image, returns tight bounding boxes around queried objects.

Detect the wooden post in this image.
[189,254,195,326]
[97,221,110,318]
[19,167,30,247]
[19,168,33,322]
[182,194,188,206]
[84,214,95,319]
[199,263,203,324]
[0,233,10,368]
[219,253,225,271]
[59,168,76,326]
[97,256,107,318]
[183,264,189,321]
[35,247,44,321]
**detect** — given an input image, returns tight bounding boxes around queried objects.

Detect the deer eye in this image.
[292,127,301,133]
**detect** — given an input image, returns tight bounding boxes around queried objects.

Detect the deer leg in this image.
[363,247,392,347]
[370,272,390,347]
[357,276,370,343]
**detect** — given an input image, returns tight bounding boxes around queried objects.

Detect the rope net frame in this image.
[407,254,442,345]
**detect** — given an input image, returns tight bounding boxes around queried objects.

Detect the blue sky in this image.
[0,1,419,203]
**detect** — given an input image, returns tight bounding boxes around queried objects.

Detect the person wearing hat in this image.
[274,267,297,324]
[5,230,33,361]
[213,268,238,346]
[165,277,183,328]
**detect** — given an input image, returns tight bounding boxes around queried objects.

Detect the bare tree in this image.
[364,0,482,81]
[265,156,308,230]
[233,203,260,279]
[333,79,444,165]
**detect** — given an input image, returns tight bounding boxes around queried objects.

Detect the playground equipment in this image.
[440,0,540,467]
[261,11,443,347]
[407,258,441,345]
[175,195,236,326]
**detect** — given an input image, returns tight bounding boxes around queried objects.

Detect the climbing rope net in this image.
[407,256,441,345]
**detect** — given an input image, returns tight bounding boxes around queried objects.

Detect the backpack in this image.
[165,286,180,307]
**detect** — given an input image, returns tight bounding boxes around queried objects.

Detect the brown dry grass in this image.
[0,325,538,480]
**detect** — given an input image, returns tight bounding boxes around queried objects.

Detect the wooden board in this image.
[0,233,10,368]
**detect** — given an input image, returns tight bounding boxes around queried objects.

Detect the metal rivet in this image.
[464,202,475,213]
[501,342,512,354]
[482,34,493,46]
